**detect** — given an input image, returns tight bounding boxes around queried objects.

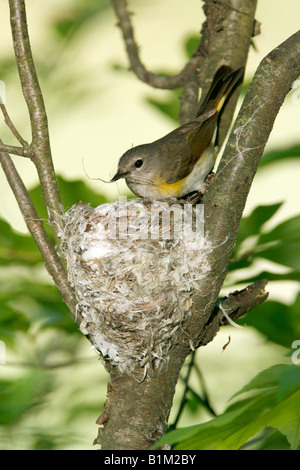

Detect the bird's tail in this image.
[197,65,244,116]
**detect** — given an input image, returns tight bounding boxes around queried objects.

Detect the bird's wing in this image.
[160,111,218,184]
[159,66,244,184]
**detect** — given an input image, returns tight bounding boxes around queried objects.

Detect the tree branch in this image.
[8,0,65,243]
[111,0,258,125]
[198,280,269,348]
[0,102,28,146]
[1,1,79,326]
[111,0,190,90]
[0,101,32,156]
[168,351,196,431]
[0,145,79,323]
[0,142,32,158]
[196,0,258,145]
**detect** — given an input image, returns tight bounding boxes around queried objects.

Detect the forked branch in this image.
[0,146,79,320]
[111,0,258,125]
[8,0,64,243]
[0,1,77,321]
[111,0,190,90]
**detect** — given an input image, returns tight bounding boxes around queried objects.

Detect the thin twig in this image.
[0,101,32,157]
[168,351,196,431]
[193,279,269,349]
[9,0,65,243]
[0,142,32,158]
[0,102,28,146]
[219,279,269,325]
[178,380,217,417]
[171,353,217,428]
[192,360,217,417]
[111,0,196,90]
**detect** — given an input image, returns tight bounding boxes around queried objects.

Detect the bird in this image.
[111,65,244,200]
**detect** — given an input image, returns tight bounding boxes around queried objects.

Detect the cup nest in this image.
[60,199,211,380]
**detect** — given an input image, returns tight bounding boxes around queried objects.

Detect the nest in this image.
[60,199,212,379]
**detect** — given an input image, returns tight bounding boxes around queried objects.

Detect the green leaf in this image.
[154,364,300,450]
[230,203,282,267]
[146,90,181,123]
[255,429,291,450]
[183,36,200,58]
[27,176,108,242]
[236,301,294,348]
[232,287,300,348]
[2,281,78,334]
[232,364,300,400]
[236,203,282,246]
[0,219,42,266]
[53,0,111,40]
[29,175,107,219]
[0,303,30,344]
[27,284,78,333]
[230,210,300,283]
[254,215,300,270]
[0,370,50,425]
[228,271,300,285]
[259,144,300,168]
[230,203,282,272]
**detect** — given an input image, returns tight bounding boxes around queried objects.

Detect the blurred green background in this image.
[0,0,299,450]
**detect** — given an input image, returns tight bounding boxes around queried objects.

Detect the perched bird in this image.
[111,66,244,200]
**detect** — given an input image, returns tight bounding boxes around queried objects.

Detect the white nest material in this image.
[60,199,212,379]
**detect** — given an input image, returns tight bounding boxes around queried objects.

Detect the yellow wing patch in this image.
[216,94,227,112]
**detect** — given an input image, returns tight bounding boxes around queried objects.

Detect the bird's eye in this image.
[135,159,143,168]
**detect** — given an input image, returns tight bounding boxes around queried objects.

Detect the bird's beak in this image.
[110,170,124,182]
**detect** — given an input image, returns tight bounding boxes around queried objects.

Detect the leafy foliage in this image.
[154,364,300,450]
[0,370,50,426]
[0,219,42,266]
[259,144,300,168]
[228,200,300,275]
[52,0,111,40]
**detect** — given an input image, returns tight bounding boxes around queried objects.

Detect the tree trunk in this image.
[98,348,187,450]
